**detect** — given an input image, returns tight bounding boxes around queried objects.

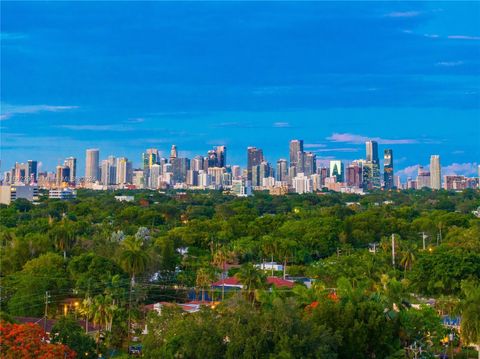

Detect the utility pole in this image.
[422,232,427,250]
[44,291,50,332]
[391,234,395,267]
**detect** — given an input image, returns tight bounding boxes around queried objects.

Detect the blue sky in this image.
[1,1,479,179]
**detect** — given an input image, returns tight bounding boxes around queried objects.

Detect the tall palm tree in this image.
[400,243,416,275]
[261,235,278,276]
[212,246,235,300]
[235,263,266,305]
[120,236,150,286]
[196,268,212,302]
[458,280,480,359]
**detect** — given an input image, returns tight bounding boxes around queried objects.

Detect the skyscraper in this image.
[215,146,227,168]
[170,145,178,161]
[116,157,132,185]
[247,147,263,181]
[329,160,344,182]
[142,148,159,170]
[364,141,381,190]
[430,155,441,190]
[303,152,316,176]
[383,149,394,190]
[64,157,77,183]
[366,140,379,163]
[289,139,304,171]
[276,159,288,182]
[85,149,99,183]
[27,160,38,183]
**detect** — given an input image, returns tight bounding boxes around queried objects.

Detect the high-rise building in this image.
[346,162,362,187]
[149,164,161,188]
[247,147,263,181]
[27,160,38,183]
[85,149,100,183]
[64,157,77,183]
[215,146,227,168]
[289,139,304,174]
[276,159,288,182]
[100,158,116,185]
[231,165,241,179]
[116,157,132,185]
[329,160,344,182]
[142,148,159,170]
[171,157,190,183]
[430,155,441,190]
[170,145,178,161]
[303,152,316,176]
[383,149,394,190]
[56,165,70,187]
[366,140,379,163]
[417,166,431,189]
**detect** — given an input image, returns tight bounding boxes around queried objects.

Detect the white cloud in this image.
[1,103,79,120]
[304,143,327,149]
[273,122,291,128]
[327,132,417,145]
[0,32,28,41]
[436,61,464,67]
[447,35,480,41]
[58,124,132,132]
[442,162,478,176]
[385,11,421,18]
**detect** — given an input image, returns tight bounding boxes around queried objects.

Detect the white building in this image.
[292,173,311,194]
[0,184,39,205]
[49,188,77,200]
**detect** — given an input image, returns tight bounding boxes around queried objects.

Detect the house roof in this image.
[14,317,100,334]
[211,276,295,289]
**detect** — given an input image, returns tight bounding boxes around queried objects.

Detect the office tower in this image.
[383,149,394,190]
[292,173,311,194]
[186,170,199,186]
[319,167,329,186]
[259,161,272,181]
[215,145,227,168]
[208,167,226,186]
[247,147,264,181]
[366,140,379,163]
[206,150,217,168]
[276,159,288,182]
[150,164,161,188]
[363,141,381,190]
[346,162,362,187]
[132,170,145,189]
[329,160,344,182]
[289,140,304,170]
[417,166,431,189]
[64,157,77,183]
[430,155,441,190]
[27,160,38,183]
[394,176,402,189]
[100,159,115,185]
[171,157,190,183]
[85,149,100,183]
[304,152,316,176]
[142,148,159,170]
[311,174,322,191]
[56,165,70,187]
[231,165,241,179]
[116,157,132,185]
[170,145,178,161]
[192,156,204,171]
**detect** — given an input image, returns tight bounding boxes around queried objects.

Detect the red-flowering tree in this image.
[0,321,76,359]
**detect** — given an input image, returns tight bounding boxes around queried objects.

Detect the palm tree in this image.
[120,236,150,286]
[261,235,278,276]
[235,263,266,305]
[400,243,416,275]
[457,280,480,359]
[196,268,212,302]
[212,246,235,300]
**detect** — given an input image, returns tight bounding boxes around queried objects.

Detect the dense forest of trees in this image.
[1,189,479,358]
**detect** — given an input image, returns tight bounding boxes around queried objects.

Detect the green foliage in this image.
[50,316,96,356]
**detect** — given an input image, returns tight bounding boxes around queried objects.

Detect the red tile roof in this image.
[211,276,295,288]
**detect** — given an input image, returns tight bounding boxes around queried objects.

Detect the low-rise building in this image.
[0,184,39,205]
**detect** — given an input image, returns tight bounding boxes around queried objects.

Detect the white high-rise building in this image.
[150,164,161,189]
[292,173,312,194]
[430,155,441,190]
[85,149,100,183]
[116,157,132,185]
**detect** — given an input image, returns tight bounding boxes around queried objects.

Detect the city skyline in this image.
[1,2,479,177]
